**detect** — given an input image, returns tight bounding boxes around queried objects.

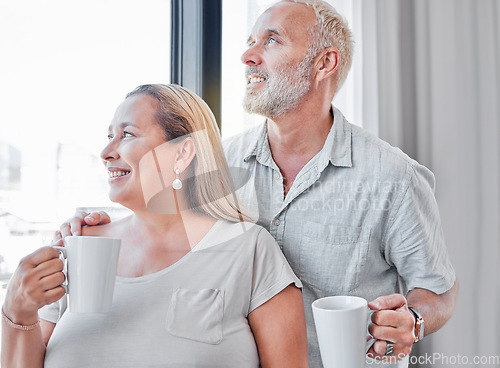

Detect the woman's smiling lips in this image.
[107,168,131,181]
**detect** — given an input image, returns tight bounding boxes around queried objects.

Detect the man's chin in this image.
[242,96,257,114]
[243,100,267,116]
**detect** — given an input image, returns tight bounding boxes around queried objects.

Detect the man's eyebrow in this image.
[266,28,281,37]
[246,28,282,44]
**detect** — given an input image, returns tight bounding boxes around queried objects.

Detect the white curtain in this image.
[364,0,500,366]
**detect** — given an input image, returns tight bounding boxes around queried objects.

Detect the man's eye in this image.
[268,37,276,44]
[123,131,134,138]
[107,134,114,141]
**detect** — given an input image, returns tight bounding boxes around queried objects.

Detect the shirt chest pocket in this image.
[166,288,224,345]
[299,223,371,295]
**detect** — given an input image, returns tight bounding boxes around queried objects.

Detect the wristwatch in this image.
[408,306,424,342]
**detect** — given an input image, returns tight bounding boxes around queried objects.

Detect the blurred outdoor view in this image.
[0,0,171,336]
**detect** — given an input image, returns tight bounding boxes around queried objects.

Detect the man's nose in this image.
[241,45,262,66]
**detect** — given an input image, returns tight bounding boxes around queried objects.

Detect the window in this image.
[0,0,170,286]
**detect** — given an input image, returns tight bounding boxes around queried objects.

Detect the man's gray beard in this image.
[243,53,314,118]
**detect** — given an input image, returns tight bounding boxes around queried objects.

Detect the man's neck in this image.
[266,105,333,195]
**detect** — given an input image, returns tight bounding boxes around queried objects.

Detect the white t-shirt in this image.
[40,221,301,368]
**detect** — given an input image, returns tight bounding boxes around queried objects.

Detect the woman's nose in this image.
[100,139,119,162]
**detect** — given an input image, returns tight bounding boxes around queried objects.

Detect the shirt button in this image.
[274,172,280,180]
[273,219,281,226]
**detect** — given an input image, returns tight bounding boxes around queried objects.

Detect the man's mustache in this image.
[245,66,268,80]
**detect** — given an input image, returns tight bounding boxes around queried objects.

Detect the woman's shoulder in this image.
[208,220,275,249]
[215,220,262,235]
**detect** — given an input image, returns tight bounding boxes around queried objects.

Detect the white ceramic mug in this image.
[312,296,371,368]
[53,236,121,313]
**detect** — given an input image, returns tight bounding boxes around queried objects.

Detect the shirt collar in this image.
[242,120,275,167]
[242,105,352,168]
[327,106,352,167]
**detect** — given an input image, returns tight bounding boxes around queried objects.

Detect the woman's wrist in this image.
[1,306,40,331]
[1,299,39,327]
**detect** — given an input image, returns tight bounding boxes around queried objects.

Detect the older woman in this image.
[1,84,308,368]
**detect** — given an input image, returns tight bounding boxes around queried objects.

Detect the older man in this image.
[61,1,458,367]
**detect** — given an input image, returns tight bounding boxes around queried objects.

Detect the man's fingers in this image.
[60,210,88,237]
[369,323,404,343]
[367,346,388,362]
[84,211,111,226]
[371,309,409,328]
[59,221,74,238]
[51,230,62,243]
[58,210,111,238]
[373,339,388,356]
[369,319,415,359]
[368,293,407,311]
[69,219,83,236]
[368,340,399,361]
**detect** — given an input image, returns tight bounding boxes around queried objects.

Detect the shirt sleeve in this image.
[383,162,456,294]
[38,300,61,323]
[248,227,302,314]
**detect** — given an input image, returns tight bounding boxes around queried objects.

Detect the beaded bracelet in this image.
[1,308,40,331]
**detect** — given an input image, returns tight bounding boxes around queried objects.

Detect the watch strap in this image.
[408,306,424,342]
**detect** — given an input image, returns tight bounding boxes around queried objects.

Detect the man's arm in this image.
[367,279,459,360]
[406,280,459,336]
[55,210,111,238]
[365,160,459,361]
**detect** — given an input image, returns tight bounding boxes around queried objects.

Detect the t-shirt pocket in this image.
[166,288,224,345]
[299,222,371,295]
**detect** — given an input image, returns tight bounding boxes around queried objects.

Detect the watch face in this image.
[418,320,425,340]
[409,307,424,341]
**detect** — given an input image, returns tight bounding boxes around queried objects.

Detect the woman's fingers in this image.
[35,257,64,276]
[5,247,66,318]
[43,286,67,305]
[22,246,60,268]
[40,272,66,293]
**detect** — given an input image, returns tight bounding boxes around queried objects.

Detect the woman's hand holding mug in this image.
[2,243,66,327]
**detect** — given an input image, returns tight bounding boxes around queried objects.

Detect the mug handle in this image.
[52,246,69,317]
[52,246,68,294]
[366,308,377,353]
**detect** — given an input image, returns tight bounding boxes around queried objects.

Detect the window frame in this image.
[171,0,222,129]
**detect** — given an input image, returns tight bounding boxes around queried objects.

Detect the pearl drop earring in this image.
[172,168,182,190]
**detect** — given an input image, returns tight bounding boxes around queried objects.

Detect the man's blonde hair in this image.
[286,0,354,89]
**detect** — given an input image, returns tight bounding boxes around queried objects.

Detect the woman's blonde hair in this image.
[126,84,250,223]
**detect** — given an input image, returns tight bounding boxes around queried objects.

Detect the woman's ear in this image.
[315,47,339,81]
[174,137,196,172]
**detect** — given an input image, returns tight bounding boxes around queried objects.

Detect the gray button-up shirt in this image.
[223,107,456,368]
